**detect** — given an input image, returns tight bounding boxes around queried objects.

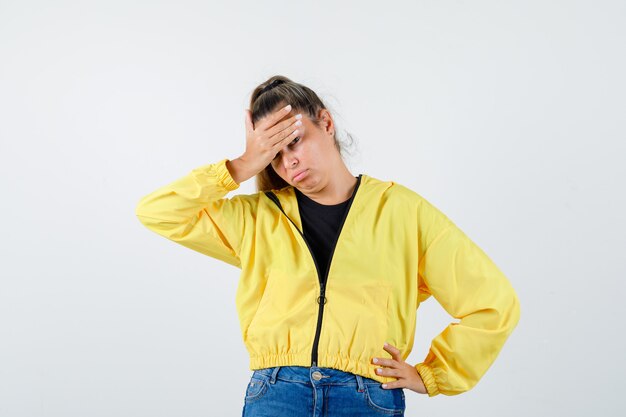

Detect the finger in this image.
[269,112,302,147]
[381,382,402,390]
[375,366,400,378]
[372,357,394,368]
[266,113,301,145]
[383,342,401,359]
[257,103,293,132]
[271,125,300,153]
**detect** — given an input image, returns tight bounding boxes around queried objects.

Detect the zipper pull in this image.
[317,282,327,305]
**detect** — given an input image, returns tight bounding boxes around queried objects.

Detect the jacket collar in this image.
[265,174,367,233]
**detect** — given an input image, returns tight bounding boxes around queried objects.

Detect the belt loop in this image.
[269,366,281,384]
[355,374,365,392]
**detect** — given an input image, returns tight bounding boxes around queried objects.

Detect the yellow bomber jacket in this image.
[135,158,521,397]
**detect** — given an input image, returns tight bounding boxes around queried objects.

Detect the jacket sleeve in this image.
[135,158,253,268]
[413,197,521,397]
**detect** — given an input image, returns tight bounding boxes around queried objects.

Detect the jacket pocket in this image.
[244,272,278,341]
[244,270,318,352]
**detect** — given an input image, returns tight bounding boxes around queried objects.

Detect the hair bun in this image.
[260,79,285,95]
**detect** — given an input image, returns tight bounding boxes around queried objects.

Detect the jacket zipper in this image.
[310,180,362,365]
[264,175,362,367]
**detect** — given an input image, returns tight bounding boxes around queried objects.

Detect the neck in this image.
[299,167,358,205]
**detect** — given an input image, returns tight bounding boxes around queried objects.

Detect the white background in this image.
[1,0,624,416]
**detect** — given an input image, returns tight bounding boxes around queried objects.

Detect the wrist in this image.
[226,156,257,184]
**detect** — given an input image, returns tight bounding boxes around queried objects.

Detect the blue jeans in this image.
[242,365,406,416]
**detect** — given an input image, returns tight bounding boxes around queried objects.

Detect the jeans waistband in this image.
[252,366,381,390]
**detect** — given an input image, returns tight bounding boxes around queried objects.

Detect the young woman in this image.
[135,76,521,416]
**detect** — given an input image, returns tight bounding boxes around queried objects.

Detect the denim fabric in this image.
[242,365,405,416]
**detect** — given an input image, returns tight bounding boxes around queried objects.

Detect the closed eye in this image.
[273,137,301,160]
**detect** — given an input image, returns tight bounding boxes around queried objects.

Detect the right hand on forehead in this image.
[242,104,303,173]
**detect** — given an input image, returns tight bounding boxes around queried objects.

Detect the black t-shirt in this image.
[294,181,357,281]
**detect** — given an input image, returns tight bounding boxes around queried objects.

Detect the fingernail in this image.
[284,104,291,111]
[373,358,378,363]
[382,384,388,388]
[384,342,389,347]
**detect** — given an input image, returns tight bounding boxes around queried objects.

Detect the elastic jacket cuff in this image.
[214,158,240,191]
[415,363,440,397]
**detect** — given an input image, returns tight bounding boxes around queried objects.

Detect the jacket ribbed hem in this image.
[249,353,400,385]
[415,362,440,397]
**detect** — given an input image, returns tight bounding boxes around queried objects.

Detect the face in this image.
[268,107,339,192]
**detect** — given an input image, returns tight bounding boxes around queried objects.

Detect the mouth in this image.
[292,169,308,182]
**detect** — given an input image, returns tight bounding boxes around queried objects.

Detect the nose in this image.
[281,151,298,170]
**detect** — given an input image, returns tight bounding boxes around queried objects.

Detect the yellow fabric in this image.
[135,158,521,397]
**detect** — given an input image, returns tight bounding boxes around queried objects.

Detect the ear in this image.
[318,108,334,135]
